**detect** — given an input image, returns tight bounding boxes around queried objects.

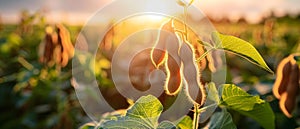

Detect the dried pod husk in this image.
[151,19,207,103]
[279,62,299,118]
[165,34,182,95]
[171,19,208,72]
[151,19,208,70]
[279,92,294,118]
[179,41,206,106]
[61,51,69,67]
[44,32,55,64]
[287,61,300,97]
[291,53,300,84]
[56,24,74,67]
[150,19,173,68]
[165,56,181,94]
[57,24,74,57]
[273,56,292,99]
[53,45,62,65]
[126,19,183,94]
[39,26,57,67]
[39,25,74,68]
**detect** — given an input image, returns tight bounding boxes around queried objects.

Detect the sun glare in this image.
[133,14,166,23]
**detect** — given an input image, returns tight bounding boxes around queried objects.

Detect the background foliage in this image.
[0,10,299,128]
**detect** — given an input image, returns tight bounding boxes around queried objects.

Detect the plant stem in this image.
[196,48,214,62]
[188,0,195,6]
[183,6,188,42]
[198,41,214,49]
[193,104,200,129]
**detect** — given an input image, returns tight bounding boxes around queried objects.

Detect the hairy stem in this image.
[196,48,214,62]
[193,104,200,129]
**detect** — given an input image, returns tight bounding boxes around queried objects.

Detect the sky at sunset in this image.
[0,0,299,24]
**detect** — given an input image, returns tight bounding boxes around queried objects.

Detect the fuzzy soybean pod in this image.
[150,20,173,68]
[164,34,182,95]
[180,41,206,106]
[150,19,183,95]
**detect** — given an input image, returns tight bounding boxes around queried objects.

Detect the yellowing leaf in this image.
[175,116,193,129]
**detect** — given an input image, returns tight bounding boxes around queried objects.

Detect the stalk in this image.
[193,103,200,129]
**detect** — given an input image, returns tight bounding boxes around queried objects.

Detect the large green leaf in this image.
[100,95,173,129]
[212,32,273,73]
[206,82,220,105]
[175,116,193,129]
[220,84,275,129]
[126,95,163,126]
[157,121,176,129]
[209,109,236,129]
[221,84,264,111]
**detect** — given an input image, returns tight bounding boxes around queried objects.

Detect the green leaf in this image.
[175,116,193,129]
[206,82,220,104]
[99,109,126,123]
[100,117,152,129]
[221,84,264,111]
[157,121,176,129]
[100,95,168,129]
[8,33,22,47]
[126,95,163,126]
[220,84,275,129]
[79,122,97,129]
[209,109,236,129]
[212,32,273,73]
